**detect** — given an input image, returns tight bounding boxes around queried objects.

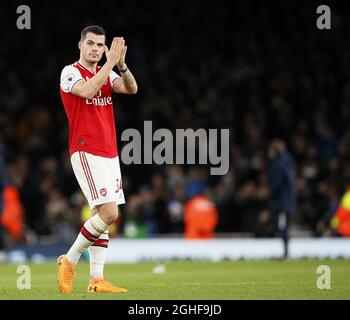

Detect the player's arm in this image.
[112,64,138,95]
[71,37,125,99]
[71,62,115,99]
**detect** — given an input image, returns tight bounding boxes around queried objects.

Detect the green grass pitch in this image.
[0,260,349,300]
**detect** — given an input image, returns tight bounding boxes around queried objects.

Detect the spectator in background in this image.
[267,139,297,259]
[184,190,218,239]
[167,183,185,234]
[0,141,7,263]
[1,184,25,243]
[331,184,350,237]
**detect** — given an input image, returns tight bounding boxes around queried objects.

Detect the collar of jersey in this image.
[77,61,97,74]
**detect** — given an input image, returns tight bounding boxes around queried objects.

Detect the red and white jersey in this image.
[60,62,120,158]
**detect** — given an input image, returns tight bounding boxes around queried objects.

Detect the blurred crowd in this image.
[1,1,350,243]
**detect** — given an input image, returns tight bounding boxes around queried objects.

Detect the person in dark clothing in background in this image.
[267,139,297,259]
[0,140,6,263]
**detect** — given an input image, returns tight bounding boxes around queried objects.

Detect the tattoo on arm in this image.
[121,70,137,93]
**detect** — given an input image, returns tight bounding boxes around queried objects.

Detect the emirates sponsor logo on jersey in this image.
[86,90,113,107]
[84,75,112,106]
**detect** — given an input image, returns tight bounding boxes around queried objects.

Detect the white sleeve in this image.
[109,70,120,86]
[60,66,83,93]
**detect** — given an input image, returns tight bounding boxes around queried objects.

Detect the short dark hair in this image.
[268,138,286,154]
[80,25,106,41]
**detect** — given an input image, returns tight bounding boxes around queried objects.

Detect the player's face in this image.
[79,33,106,64]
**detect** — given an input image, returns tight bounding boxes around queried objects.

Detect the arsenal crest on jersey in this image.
[99,188,107,197]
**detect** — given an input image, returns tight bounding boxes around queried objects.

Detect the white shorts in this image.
[71,151,126,210]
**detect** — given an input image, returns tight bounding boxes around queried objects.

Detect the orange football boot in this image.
[87,277,128,293]
[57,255,76,294]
